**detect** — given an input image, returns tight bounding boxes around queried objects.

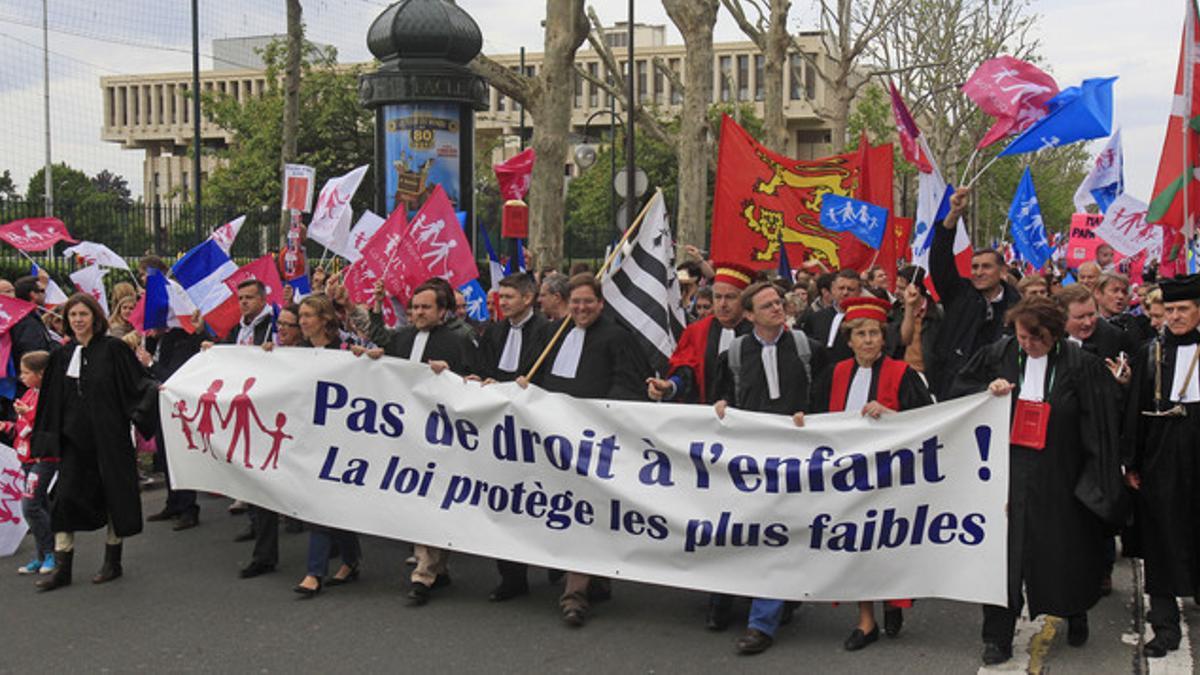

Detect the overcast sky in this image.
[0,0,1185,202]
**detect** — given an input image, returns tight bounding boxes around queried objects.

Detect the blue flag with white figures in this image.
[1007,167,1053,271]
[819,194,889,249]
[999,77,1117,157]
[458,279,489,322]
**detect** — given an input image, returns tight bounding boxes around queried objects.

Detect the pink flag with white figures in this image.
[494,148,536,200]
[406,185,479,288]
[0,296,36,335]
[225,254,287,307]
[210,215,246,255]
[343,205,411,304]
[0,217,77,251]
[69,264,109,313]
[963,56,1059,149]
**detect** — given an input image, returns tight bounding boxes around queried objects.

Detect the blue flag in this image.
[505,239,525,276]
[143,268,171,331]
[1007,168,1053,270]
[458,279,489,322]
[777,226,792,280]
[819,194,889,249]
[999,77,1117,157]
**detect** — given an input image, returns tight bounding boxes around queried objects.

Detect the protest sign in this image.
[0,443,27,557]
[161,348,1010,604]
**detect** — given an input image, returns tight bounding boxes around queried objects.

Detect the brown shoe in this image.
[736,628,774,655]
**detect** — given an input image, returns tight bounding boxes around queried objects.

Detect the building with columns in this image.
[101,27,842,205]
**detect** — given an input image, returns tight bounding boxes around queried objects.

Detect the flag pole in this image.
[959,147,981,186]
[967,153,1003,188]
[523,191,660,381]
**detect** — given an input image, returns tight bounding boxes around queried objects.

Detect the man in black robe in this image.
[799,268,861,363]
[1124,273,1200,658]
[469,272,548,602]
[951,297,1124,665]
[647,263,754,406]
[364,279,473,606]
[521,274,648,626]
[711,281,825,655]
[145,325,206,530]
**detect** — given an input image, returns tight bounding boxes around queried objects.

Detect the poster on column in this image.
[383,103,462,216]
[160,347,1011,604]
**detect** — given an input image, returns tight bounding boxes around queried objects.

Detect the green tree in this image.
[91,169,132,206]
[23,163,138,244]
[0,170,18,202]
[201,40,374,225]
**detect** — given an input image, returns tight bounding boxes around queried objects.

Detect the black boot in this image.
[35,550,72,591]
[92,544,123,584]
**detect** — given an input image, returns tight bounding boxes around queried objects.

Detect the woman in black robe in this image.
[31,293,159,591]
[951,296,1125,666]
[809,296,932,651]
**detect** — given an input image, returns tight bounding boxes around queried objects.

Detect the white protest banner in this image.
[161,348,1010,604]
[0,443,28,557]
[1095,193,1162,256]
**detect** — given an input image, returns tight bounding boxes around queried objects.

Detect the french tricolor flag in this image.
[170,239,241,338]
[134,269,197,333]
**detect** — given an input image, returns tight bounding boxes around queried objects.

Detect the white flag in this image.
[345,209,386,263]
[210,215,246,255]
[1073,129,1124,214]
[69,264,109,314]
[63,241,129,270]
[308,165,369,258]
[44,277,68,306]
[1095,193,1161,257]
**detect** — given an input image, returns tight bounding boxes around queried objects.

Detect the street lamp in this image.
[574,106,623,236]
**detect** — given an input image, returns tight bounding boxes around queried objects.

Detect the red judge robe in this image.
[665,315,751,404]
[810,354,933,609]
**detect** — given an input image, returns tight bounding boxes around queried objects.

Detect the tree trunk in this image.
[280,0,303,229]
[763,0,791,153]
[664,0,719,250]
[526,0,588,270]
[829,73,854,151]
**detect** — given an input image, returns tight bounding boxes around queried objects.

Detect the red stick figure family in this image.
[0,467,23,525]
[171,378,292,471]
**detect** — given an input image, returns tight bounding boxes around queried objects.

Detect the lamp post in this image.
[573,104,623,236]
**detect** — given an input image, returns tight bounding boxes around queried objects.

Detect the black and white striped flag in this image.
[601,190,686,369]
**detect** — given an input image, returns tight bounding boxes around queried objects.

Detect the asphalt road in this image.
[1,490,1196,674]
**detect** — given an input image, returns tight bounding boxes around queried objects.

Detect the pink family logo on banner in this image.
[171,377,293,471]
[0,217,77,252]
[0,444,27,556]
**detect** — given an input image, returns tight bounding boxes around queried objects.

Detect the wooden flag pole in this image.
[523,191,660,381]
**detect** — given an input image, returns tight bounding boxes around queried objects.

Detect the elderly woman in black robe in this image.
[951,296,1125,666]
[31,293,158,591]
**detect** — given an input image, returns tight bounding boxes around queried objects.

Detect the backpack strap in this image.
[790,329,812,384]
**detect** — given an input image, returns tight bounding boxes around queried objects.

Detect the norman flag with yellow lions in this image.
[710,115,896,277]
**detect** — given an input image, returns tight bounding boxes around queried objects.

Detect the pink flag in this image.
[225,254,286,307]
[0,217,77,252]
[0,296,35,335]
[962,56,1059,149]
[494,148,536,201]
[343,205,411,304]
[407,185,479,288]
[888,81,933,173]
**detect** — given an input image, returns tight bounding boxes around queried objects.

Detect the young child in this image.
[7,351,55,574]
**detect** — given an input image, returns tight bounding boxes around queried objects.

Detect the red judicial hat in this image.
[712,262,755,290]
[842,295,891,323]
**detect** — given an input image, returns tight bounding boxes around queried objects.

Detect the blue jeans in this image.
[21,462,56,559]
[305,527,361,578]
[748,598,785,636]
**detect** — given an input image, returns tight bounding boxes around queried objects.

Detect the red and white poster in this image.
[282,164,317,213]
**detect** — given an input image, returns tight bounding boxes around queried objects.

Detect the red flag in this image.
[1149,0,1200,236]
[710,115,894,273]
[962,56,1059,149]
[0,296,36,334]
[203,296,243,341]
[494,148,536,201]
[892,217,914,262]
[0,217,77,251]
[888,81,933,173]
[408,184,479,288]
[226,254,287,307]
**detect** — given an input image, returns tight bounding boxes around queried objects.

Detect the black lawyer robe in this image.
[809,357,932,414]
[1123,331,1200,597]
[531,315,647,401]
[30,336,159,538]
[711,330,828,415]
[951,336,1124,616]
[370,312,473,376]
[473,312,549,382]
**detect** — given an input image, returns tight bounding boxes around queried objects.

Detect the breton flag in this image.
[600,189,686,370]
[1149,0,1200,238]
[1074,129,1125,214]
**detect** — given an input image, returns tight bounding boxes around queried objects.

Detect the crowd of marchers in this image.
[7,187,1200,667]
